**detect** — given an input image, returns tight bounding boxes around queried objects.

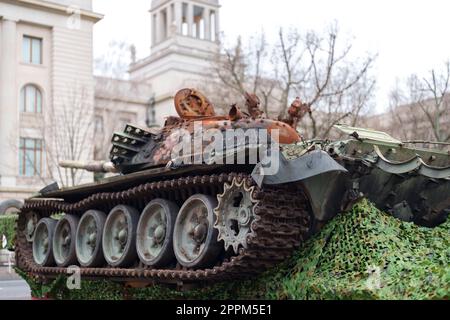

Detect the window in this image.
[147,104,156,126]
[23,36,42,64]
[94,116,104,134]
[146,96,157,127]
[19,138,43,177]
[20,85,42,113]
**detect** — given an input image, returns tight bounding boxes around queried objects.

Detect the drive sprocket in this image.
[214,178,259,254]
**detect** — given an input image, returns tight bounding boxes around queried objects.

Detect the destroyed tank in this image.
[15,89,450,286]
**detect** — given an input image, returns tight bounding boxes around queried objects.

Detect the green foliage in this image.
[16,200,449,300]
[14,267,66,299]
[0,214,18,250]
[58,280,125,300]
[277,200,450,300]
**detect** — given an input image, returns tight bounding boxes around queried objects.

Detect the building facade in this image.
[0,0,102,201]
[130,0,221,125]
[0,0,220,203]
[93,76,153,161]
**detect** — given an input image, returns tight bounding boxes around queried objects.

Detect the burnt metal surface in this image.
[279,97,312,130]
[244,92,265,119]
[16,173,313,284]
[110,88,301,173]
[327,136,450,227]
[15,89,450,287]
[174,88,216,119]
[370,145,450,179]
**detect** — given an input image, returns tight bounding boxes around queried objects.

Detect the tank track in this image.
[16,173,312,284]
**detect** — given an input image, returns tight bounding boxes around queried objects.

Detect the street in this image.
[0,267,31,300]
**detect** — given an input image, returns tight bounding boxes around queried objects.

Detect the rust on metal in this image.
[244,92,265,119]
[174,88,216,118]
[108,88,302,172]
[228,104,245,121]
[15,87,450,288]
[280,97,312,129]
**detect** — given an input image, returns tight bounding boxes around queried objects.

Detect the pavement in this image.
[0,263,31,300]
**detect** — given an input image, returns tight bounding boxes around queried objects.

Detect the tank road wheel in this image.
[76,210,107,267]
[32,218,57,266]
[136,199,179,267]
[25,212,39,242]
[53,215,79,267]
[102,205,139,267]
[173,195,222,269]
[214,178,259,253]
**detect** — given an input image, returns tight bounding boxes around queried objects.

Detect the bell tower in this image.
[129,0,221,126]
[151,0,220,47]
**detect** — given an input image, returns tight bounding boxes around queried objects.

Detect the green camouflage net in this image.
[279,199,450,300]
[19,199,449,300]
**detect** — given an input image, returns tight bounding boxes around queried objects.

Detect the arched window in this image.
[20,84,42,113]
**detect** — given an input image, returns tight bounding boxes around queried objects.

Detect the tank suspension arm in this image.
[59,160,118,174]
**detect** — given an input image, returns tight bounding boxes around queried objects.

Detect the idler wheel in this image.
[136,199,179,267]
[32,218,57,267]
[102,205,139,267]
[173,194,222,268]
[76,210,107,267]
[53,215,79,267]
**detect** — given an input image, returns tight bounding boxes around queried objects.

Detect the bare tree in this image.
[206,33,279,114]
[388,61,450,143]
[11,84,95,188]
[209,24,377,139]
[93,78,143,161]
[94,40,136,80]
[43,85,95,187]
[93,41,149,161]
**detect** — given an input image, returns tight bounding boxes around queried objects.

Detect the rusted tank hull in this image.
[13,89,450,286]
[14,143,450,286]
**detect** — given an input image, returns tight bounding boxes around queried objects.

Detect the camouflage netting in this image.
[279,199,449,300]
[18,199,449,300]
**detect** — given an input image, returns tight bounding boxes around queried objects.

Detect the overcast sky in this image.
[92,0,450,112]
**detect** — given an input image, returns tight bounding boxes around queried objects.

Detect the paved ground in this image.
[0,267,31,300]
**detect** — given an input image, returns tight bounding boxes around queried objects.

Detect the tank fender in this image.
[252,150,349,221]
[252,150,347,186]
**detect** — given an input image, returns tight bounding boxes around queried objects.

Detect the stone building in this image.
[0,0,221,203]
[93,76,153,161]
[129,0,221,125]
[0,0,103,201]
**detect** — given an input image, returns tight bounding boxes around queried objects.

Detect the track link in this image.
[16,173,312,284]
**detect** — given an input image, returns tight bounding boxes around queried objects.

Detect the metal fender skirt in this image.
[251,150,347,186]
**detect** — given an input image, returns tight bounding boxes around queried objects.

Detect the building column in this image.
[155,10,161,43]
[166,5,172,37]
[214,9,220,41]
[204,8,211,40]
[151,13,157,46]
[174,1,182,35]
[187,3,194,37]
[160,10,166,41]
[0,18,19,186]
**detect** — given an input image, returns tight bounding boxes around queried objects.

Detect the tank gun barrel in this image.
[59,160,118,173]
